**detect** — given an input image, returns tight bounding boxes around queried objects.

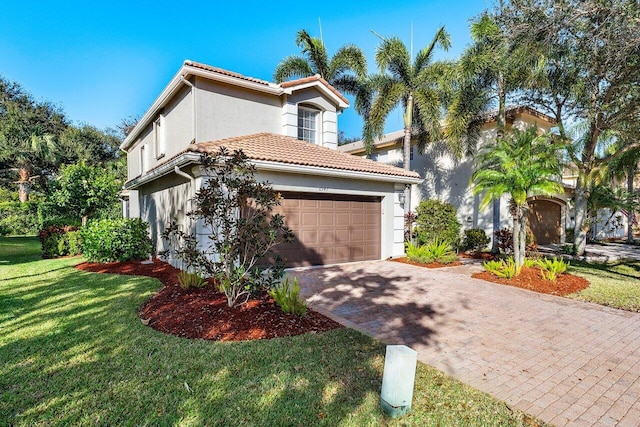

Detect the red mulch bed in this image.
[76,259,342,342]
[390,257,462,268]
[472,266,590,296]
[459,252,498,261]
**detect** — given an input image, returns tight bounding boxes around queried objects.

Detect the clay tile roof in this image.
[280,75,349,105]
[187,133,419,179]
[184,60,272,86]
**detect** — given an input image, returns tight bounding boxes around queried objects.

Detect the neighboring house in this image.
[339,106,572,245]
[121,60,420,267]
[563,165,640,240]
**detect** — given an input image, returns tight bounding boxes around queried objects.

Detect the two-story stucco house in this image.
[339,106,572,246]
[121,60,420,267]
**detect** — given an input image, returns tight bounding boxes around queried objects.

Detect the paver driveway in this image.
[293,260,640,427]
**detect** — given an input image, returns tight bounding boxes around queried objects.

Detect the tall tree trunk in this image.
[512,211,522,271]
[17,167,31,203]
[573,171,590,255]
[491,74,507,253]
[628,163,636,243]
[518,207,527,268]
[402,94,414,217]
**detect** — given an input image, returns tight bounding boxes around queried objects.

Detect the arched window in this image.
[297,105,321,144]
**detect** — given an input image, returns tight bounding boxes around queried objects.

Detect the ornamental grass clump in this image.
[269,277,307,316]
[177,270,208,290]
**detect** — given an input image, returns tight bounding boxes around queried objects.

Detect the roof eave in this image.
[282,81,349,109]
[252,159,421,184]
[123,152,201,190]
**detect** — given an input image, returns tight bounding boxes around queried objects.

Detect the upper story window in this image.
[154,115,165,159]
[298,106,320,144]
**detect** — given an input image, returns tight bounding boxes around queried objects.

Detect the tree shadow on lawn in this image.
[571,260,640,281]
[0,262,388,425]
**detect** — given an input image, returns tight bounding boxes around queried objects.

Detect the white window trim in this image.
[140,144,147,174]
[297,105,321,144]
[154,115,165,159]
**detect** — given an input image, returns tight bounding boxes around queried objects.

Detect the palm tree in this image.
[472,127,564,271]
[363,27,452,216]
[448,12,538,252]
[273,29,367,96]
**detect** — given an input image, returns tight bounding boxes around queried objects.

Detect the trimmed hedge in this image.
[415,199,461,248]
[81,218,152,263]
[38,225,82,258]
[0,201,39,236]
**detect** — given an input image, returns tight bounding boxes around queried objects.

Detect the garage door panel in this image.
[270,192,381,267]
[336,213,350,226]
[319,230,335,243]
[319,213,334,226]
[301,212,318,226]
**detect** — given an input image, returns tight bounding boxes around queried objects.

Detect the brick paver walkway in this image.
[293,260,640,427]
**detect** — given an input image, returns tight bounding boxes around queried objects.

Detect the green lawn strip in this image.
[1,237,541,426]
[568,260,640,312]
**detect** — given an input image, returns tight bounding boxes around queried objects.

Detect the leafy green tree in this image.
[49,162,121,226]
[0,76,67,202]
[273,29,367,96]
[499,0,640,255]
[58,124,121,166]
[472,127,564,271]
[363,27,451,215]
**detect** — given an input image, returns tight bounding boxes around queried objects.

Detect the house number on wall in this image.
[318,187,329,192]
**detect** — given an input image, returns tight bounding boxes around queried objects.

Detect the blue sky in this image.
[0,0,491,139]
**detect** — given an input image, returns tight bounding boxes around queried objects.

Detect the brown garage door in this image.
[271,192,381,267]
[528,200,562,244]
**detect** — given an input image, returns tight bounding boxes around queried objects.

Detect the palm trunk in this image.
[512,211,522,272]
[402,94,414,217]
[573,172,590,255]
[17,167,31,203]
[628,163,636,243]
[491,75,507,253]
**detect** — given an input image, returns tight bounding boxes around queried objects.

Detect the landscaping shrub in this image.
[0,201,39,235]
[483,257,520,278]
[537,257,569,281]
[494,227,536,254]
[161,148,294,308]
[415,199,461,247]
[269,277,307,316]
[38,225,82,258]
[461,228,491,252]
[82,218,152,263]
[177,270,208,290]
[406,240,458,264]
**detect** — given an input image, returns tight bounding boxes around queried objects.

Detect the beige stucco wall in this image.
[137,172,192,256]
[194,77,281,142]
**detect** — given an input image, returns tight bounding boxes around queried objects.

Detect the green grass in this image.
[569,260,640,312]
[0,237,540,426]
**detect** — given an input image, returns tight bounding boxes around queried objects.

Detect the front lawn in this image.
[0,237,540,426]
[569,260,640,312]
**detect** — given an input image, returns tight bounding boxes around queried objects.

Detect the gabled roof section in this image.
[120,61,350,151]
[281,75,349,107]
[339,106,557,154]
[188,133,419,179]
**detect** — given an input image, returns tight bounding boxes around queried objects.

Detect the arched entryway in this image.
[528,197,565,244]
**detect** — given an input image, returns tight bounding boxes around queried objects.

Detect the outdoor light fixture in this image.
[380,345,418,418]
[398,193,406,206]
